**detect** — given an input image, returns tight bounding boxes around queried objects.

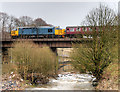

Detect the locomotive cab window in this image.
[48,29,52,32]
[13,28,17,31]
[56,28,61,30]
[11,31,15,34]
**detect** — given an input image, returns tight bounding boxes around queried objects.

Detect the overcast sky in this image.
[0,1,118,28]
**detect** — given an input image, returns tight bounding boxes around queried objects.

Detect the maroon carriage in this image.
[66,26,98,38]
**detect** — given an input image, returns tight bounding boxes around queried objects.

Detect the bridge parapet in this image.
[1,38,92,41]
[1,38,93,48]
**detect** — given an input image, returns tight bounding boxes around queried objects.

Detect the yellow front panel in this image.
[15,29,19,36]
[55,30,60,35]
[11,31,15,36]
[55,29,65,36]
[55,30,58,35]
[11,28,19,36]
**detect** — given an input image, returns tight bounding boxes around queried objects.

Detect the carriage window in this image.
[89,28,92,31]
[78,28,81,31]
[76,28,80,31]
[84,28,87,31]
[76,28,79,31]
[48,29,53,32]
[82,28,84,31]
[70,28,74,32]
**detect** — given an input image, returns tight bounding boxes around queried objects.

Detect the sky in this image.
[0,1,119,28]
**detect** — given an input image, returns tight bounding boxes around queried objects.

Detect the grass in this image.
[2,63,18,75]
[96,43,118,90]
[96,62,118,90]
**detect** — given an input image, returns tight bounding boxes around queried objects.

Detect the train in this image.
[11,26,65,38]
[11,26,98,38]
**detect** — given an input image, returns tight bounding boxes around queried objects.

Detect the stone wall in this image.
[57,48,74,72]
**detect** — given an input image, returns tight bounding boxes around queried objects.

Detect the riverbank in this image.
[1,63,29,90]
[1,71,95,90]
[96,62,118,90]
[1,72,29,90]
[1,62,118,91]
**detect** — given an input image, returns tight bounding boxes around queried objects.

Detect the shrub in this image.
[8,41,58,84]
[70,4,118,80]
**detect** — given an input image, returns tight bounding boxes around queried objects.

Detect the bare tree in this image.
[8,16,23,31]
[33,18,48,26]
[71,4,118,80]
[8,16,17,32]
[83,4,117,27]
[13,18,22,27]
[19,16,33,26]
[0,12,9,32]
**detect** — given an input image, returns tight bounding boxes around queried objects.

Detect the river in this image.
[26,72,96,90]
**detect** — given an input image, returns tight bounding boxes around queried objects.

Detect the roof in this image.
[66,26,91,28]
[18,26,55,28]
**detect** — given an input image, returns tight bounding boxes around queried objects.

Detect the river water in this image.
[26,73,96,90]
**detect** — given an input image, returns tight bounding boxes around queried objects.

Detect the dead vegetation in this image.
[7,41,58,85]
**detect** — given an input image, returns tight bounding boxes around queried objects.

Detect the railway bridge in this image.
[1,37,92,48]
[1,37,92,59]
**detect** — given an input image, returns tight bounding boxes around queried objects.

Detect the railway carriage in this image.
[66,26,97,38]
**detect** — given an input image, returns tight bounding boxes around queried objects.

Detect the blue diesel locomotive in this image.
[11,26,65,38]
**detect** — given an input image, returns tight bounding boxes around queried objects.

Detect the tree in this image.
[13,18,22,28]
[0,12,9,32]
[71,4,118,80]
[33,18,48,26]
[19,16,33,26]
[8,16,19,32]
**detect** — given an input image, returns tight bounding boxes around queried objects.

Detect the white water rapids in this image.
[26,73,96,90]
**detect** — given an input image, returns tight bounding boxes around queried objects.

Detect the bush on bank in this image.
[70,28,118,80]
[8,41,58,84]
[96,42,118,90]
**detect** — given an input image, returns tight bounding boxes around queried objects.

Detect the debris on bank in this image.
[1,72,56,90]
[1,72,28,90]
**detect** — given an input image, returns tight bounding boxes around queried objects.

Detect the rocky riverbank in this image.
[1,72,28,90]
